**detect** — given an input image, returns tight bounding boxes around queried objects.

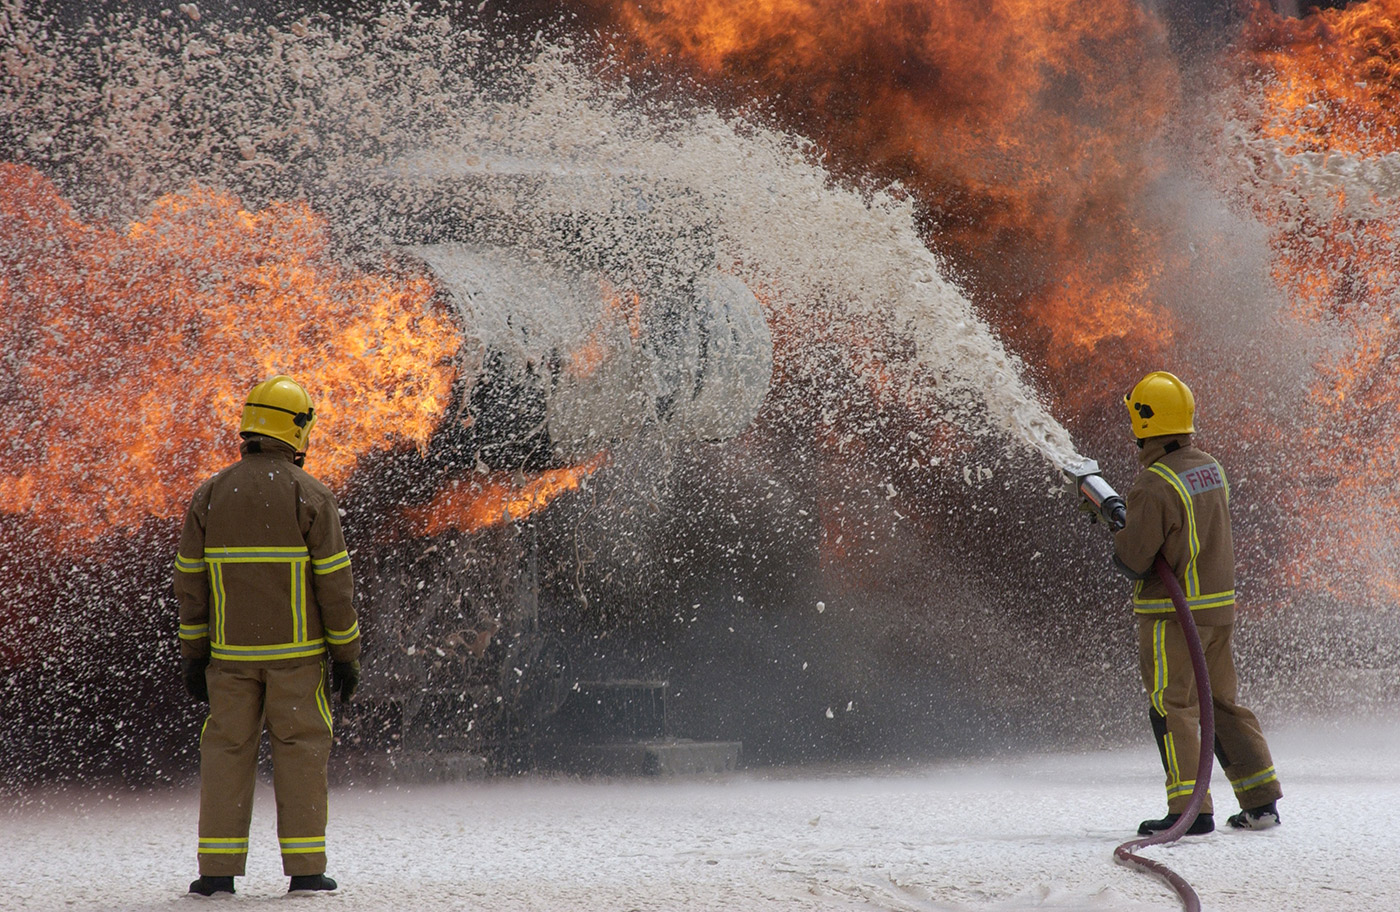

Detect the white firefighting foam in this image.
[0,719,1391,911]
[0,6,1082,472]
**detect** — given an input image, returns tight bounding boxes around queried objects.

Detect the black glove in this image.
[331,660,360,704]
[182,656,210,703]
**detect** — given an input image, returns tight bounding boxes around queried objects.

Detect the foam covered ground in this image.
[4,720,1388,911]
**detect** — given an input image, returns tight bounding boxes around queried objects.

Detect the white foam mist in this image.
[1,5,1082,472]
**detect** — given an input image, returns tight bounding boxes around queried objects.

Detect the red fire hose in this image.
[1112,554,1215,912]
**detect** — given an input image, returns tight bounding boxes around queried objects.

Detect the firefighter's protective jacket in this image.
[175,437,360,665]
[1113,434,1235,627]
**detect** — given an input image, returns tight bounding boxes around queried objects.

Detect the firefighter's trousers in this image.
[197,659,334,876]
[1137,618,1282,815]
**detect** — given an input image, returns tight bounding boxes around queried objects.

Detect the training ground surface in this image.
[3,719,1391,911]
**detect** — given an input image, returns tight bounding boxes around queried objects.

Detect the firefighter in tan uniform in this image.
[175,375,361,896]
[1113,371,1281,836]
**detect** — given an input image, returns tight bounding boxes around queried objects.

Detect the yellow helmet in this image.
[239,375,317,450]
[1124,371,1195,439]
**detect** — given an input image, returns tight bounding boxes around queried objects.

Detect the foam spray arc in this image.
[1067,462,1214,912]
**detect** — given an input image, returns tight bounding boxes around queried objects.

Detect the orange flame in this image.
[567,279,643,380]
[404,456,607,537]
[1237,1,1400,601]
[0,164,460,546]
[584,0,1182,406]
[1244,0,1400,158]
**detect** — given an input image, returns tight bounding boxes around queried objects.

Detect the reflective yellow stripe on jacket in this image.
[175,554,206,574]
[211,640,327,661]
[312,549,351,575]
[176,554,211,642]
[325,620,360,646]
[200,546,325,662]
[1131,462,1235,613]
[204,546,312,563]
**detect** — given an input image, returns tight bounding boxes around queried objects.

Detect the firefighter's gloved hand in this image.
[183,656,210,703]
[332,660,360,704]
[1077,498,1101,524]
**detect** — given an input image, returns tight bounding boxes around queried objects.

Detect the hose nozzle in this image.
[1064,458,1127,531]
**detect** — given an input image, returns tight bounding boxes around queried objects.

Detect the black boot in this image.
[188,875,235,896]
[289,874,338,892]
[1137,811,1214,836]
[1227,801,1281,830]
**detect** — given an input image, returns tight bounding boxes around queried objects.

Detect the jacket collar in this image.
[240,435,298,462]
[1137,433,1193,467]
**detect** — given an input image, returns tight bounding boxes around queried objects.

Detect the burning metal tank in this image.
[344,158,772,471]
[413,242,770,469]
[336,161,770,773]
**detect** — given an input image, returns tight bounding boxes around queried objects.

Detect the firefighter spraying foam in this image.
[1067,372,1283,909]
[176,376,362,897]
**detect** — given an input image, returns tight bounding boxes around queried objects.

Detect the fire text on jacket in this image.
[1180,463,1224,497]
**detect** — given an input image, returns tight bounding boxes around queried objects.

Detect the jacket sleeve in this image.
[1113,477,1167,577]
[305,489,360,663]
[173,492,211,660]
